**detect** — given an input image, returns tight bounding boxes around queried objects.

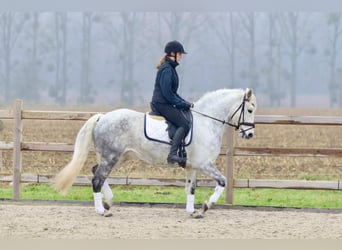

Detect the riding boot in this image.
[167,127,185,164]
[178,141,187,168]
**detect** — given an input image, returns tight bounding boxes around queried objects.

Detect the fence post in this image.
[225,126,235,204]
[0,119,3,172]
[13,99,23,199]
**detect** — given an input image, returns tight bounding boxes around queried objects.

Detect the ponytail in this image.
[156,55,167,69]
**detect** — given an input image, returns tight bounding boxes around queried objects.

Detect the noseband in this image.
[192,93,255,133]
[227,93,255,133]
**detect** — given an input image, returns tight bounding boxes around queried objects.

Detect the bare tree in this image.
[263,13,287,106]
[238,12,259,90]
[30,13,40,99]
[0,12,28,103]
[14,12,43,101]
[102,12,148,106]
[49,12,68,105]
[208,12,239,88]
[325,12,342,107]
[160,12,205,42]
[278,12,311,107]
[79,12,95,104]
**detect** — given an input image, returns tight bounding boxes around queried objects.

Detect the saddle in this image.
[144,110,193,146]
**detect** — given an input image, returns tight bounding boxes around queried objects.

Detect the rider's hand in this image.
[184,102,194,110]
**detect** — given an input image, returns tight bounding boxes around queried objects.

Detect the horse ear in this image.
[246,88,253,100]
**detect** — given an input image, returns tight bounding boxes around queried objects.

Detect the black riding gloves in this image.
[184,102,194,110]
[174,101,193,110]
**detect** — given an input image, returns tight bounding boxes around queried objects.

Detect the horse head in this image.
[229,88,257,139]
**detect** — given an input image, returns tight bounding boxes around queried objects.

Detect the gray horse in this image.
[54,88,257,218]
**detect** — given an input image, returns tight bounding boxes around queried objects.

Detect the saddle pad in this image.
[144,113,192,146]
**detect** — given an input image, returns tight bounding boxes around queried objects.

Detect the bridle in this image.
[191,93,255,134]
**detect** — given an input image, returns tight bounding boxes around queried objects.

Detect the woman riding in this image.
[150,40,193,165]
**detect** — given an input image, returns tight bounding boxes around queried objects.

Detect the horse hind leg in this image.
[92,156,119,217]
[102,180,113,210]
[92,164,113,210]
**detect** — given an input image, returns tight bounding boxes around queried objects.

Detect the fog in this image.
[0,12,342,108]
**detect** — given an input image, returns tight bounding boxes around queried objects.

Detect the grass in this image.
[235,188,342,209]
[1,183,342,209]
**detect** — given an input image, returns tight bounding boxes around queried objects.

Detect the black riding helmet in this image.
[164,40,187,55]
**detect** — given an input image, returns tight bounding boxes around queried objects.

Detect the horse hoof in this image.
[102,210,113,217]
[202,201,210,213]
[191,211,204,219]
[103,201,111,210]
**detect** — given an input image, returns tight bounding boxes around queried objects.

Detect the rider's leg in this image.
[167,127,185,164]
[154,104,190,165]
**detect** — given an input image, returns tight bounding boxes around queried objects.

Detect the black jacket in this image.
[151,57,189,109]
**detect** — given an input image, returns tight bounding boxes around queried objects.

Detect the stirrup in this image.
[178,157,186,168]
[178,142,187,168]
[167,154,186,168]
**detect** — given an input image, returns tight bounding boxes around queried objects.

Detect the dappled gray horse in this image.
[54,88,257,218]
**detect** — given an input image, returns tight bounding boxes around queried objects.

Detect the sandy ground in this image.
[1,201,342,239]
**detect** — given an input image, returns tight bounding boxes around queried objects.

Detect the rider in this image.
[150,40,193,165]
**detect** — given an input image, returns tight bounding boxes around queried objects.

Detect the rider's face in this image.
[176,52,183,62]
[170,52,183,62]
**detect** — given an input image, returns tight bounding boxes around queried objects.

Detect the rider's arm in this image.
[159,68,190,109]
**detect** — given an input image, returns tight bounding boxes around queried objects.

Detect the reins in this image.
[191,109,229,125]
[191,93,255,132]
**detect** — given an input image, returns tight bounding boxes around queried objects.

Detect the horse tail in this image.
[54,113,103,195]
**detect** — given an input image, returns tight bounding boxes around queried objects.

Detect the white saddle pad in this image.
[144,113,192,146]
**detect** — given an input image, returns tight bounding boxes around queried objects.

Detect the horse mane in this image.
[192,88,245,119]
[195,88,244,107]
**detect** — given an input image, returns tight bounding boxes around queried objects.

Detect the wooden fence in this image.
[1,99,342,204]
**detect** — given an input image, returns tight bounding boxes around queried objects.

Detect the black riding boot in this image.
[167,127,185,164]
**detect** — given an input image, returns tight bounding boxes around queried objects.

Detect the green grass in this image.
[1,184,342,209]
[234,188,342,208]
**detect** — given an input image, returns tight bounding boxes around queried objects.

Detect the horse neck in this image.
[195,89,244,122]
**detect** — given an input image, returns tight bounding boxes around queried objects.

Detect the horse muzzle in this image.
[240,129,254,139]
[238,121,255,139]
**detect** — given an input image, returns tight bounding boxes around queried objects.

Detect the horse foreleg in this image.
[203,185,225,212]
[199,162,226,214]
[185,169,203,219]
[185,168,196,214]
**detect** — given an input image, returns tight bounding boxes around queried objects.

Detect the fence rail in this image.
[1,173,341,190]
[1,99,342,204]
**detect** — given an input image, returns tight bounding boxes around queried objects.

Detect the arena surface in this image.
[1,201,342,239]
